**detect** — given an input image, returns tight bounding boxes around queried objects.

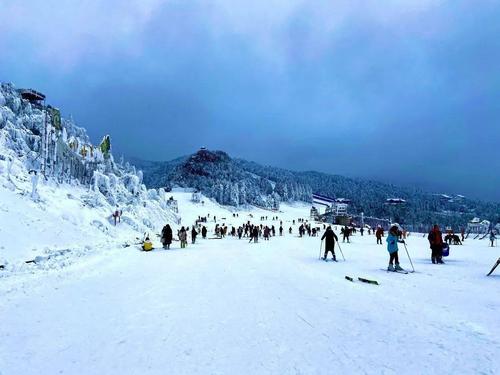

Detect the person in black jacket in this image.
[201,226,207,239]
[191,226,198,244]
[161,224,173,249]
[252,226,259,243]
[321,226,339,261]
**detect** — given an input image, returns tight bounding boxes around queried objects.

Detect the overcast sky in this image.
[2,0,500,201]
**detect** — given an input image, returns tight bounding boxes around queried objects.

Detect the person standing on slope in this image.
[321,226,339,261]
[201,226,207,239]
[376,226,384,245]
[161,224,173,249]
[252,226,259,243]
[191,226,198,244]
[179,227,188,249]
[428,224,444,264]
[342,226,350,243]
[490,231,497,247]
[386,225,405,271]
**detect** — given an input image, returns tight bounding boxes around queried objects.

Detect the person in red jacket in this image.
[428,224,444,264]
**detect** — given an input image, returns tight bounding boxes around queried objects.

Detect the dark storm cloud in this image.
[1,0,500,200]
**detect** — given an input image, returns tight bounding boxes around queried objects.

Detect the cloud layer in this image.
[2,0,500,201]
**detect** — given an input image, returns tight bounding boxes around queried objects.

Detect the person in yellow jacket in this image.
[142,236,154,251]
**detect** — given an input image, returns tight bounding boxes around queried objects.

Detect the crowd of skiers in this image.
[140,211,496,275]
[142,215,316,251]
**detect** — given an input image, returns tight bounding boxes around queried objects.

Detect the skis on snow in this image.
[381,268,409,274]
[345,276,379,285]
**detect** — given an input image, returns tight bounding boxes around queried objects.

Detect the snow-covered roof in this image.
[386,198,406,204]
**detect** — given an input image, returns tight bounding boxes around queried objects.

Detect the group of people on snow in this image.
[142,210,492,274]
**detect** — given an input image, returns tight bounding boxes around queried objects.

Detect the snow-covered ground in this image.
[1,192,499,375]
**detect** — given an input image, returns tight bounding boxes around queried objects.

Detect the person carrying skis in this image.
[321,226,339,261]
[161,224,173,249]
[386,225,405,271]
[428,224,444,264]
[490,231,497,247]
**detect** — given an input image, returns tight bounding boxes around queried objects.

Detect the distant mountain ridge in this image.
[132,149,500,229]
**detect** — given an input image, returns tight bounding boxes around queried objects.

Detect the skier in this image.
[201,226,207,239]
[386,225,405,272]
[490,231,497,247]
[191,226,198,244]
[279,225,283,236]
[179,227,188,249]
[321,226,339,261]
[428,224,444,264]
[289,227,292,234]
[142,236,153,252]
[161,224,173,249]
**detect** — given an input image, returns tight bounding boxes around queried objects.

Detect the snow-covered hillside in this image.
[135,149,500,231]
[1,192,499,375]
[0,83,179,267]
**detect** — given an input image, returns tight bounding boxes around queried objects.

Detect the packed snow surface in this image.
[1,192,499,375]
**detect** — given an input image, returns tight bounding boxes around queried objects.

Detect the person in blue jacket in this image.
[386,225,406,272]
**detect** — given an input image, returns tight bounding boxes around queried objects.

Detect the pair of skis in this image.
[383,268,410,275]
[345,276,379,285]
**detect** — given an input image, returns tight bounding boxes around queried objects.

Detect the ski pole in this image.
[318,240,323,260]
[403,242,415,272]
[337,242,346,261]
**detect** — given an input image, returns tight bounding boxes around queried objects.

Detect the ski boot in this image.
[322,257,327,261]
[394,263,404,272]
[387,264,395,272]
[437,258,445,264]
[431,257,436,264]
[332,255,337,262]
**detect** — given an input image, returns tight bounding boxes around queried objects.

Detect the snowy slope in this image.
[1,83,499,374]
[1,197,499,375]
